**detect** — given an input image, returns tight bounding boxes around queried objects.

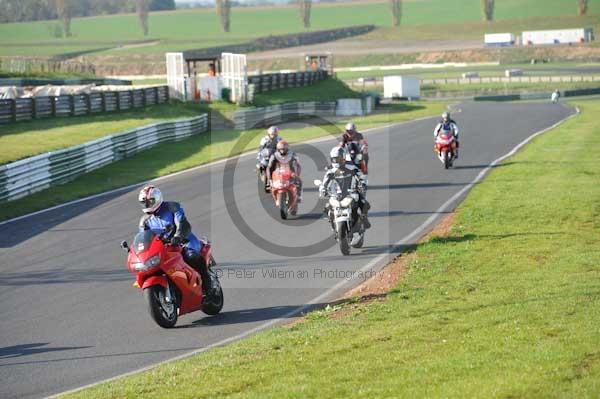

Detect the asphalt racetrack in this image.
[0,102,575,398]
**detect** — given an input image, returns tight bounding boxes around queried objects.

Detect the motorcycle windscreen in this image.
[331,174,355,198]
[132,230,156,255]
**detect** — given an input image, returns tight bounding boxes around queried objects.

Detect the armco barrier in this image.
[232,98,373,130]
[0,86,169,125]
[474,87,600,102]
[0,115,208,202]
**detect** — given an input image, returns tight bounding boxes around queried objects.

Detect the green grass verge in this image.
[61,100,600,398]
[0,102,204,165]
[0,101,446,222]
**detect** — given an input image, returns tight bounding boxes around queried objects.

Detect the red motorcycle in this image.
[270,163,299,219]
[434,130,457,169]
[120,228,223,328]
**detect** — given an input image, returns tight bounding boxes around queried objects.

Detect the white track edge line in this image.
[50,106,578,398]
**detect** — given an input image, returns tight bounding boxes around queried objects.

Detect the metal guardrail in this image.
[232,97,376,130]
[233,101,336,130]
[0,86,169,125]
[0,115,208,202]
[0,77,132,86]
[248,71,328,94]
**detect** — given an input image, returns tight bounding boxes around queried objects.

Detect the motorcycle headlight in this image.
[329,198,340,207]
[341,197,354,207]
[134,255,161,272]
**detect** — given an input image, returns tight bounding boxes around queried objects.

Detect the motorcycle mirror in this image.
[120,240,129,252]
[313,179,322,186]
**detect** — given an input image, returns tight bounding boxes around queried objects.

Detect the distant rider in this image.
[138,185,216,294]
[257,126,282,170]
[259,125,282,154]
[551,89,560,104]
[319,146,371,229]
[434,112,460,159]
[340,122,369,175]
[267,140,303,202]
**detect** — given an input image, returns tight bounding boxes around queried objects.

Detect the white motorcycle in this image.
[314,179,366,256]
[256,147,272,192]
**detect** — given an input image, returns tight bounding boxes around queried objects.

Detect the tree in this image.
[481,0,494,22]
[137,0,149,36]
[55,0,73,37]
[298,0,312,29]
[216,0,231,33]
[577,0,588,15]
[390,0,402,27]
[150,0,176,11]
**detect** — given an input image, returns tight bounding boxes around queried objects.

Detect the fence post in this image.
[154,87,159,104]
[164,86,170,102]
[101,92,106,113]
[10,99,16,122]
[69,95,75,116]
[141,89,147,107]
[85,93,91,114]
[115,91,121,111]
[31,98,37,119]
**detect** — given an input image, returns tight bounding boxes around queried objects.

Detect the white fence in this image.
[0,115,208,202]
[349,75,600,89]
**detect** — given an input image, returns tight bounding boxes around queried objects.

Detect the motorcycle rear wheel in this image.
[144,284,178,328]
[202,256,224,315]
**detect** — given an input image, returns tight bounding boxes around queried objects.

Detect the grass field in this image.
[1,0,599,58]
[60,99,600,398]
[0,100,446,222]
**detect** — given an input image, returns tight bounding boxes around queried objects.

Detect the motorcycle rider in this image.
[340,122,369,175]
[138,185,216,295]
[257,126,282,175]
[433,112,460,159]
[319,145,371,229]
[266,140,303,202]
[259,125,282,154]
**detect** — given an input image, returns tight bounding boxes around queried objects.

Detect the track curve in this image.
[0,102,575,399]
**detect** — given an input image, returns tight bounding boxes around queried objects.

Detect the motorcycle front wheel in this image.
[279,192,288,220]
[144,284,178,328]
[338,222,351,256]
[443,150,451,169]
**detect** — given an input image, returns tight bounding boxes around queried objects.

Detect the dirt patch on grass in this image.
[285,212,457,329]
[343,211,456,301]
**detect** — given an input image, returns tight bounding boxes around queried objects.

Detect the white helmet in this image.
[442,112,450,121]
[267,126,279,139]
[138,185,163,214]
[330,146,346,167]
[345,122,356,133]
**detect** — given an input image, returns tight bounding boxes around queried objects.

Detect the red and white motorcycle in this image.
[434,129,457,169]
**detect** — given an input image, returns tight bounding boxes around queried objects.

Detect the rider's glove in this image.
[171,236,183,246]
[319,187,326,198]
